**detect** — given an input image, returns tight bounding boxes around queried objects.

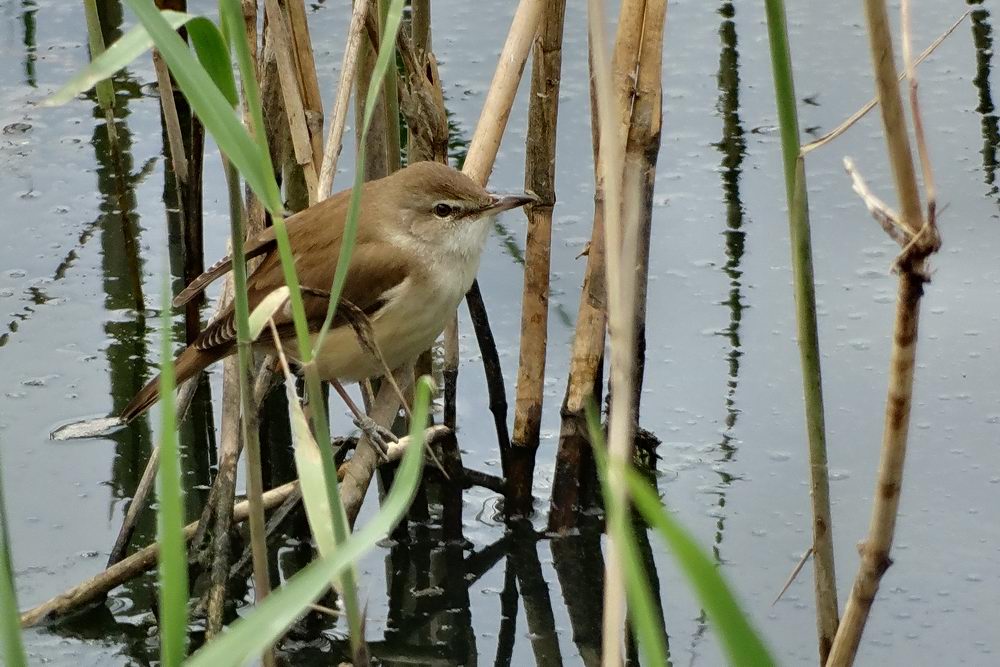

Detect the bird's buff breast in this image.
[301,216,490,382]
[306,267,476,383]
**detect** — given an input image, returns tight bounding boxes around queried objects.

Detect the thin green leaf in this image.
[156,275,188,666]
[186,19,238,107]
[82,0,116,112]
[0,449,27,667]
[121,0,282,213]
[186,378,431,667]
[285,373,339,560]
[626,468,775,665]
[585,404,669,667]
[44,10,193,107]
[248,287,290,342]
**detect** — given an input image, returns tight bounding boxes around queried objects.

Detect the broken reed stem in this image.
[588,1,632,665]
[263,0,321,202]
[548,37,608,533]
[152,48,204,344]
[20,481,300,628]
[762,0,839,659]
[318,0,369,199]
[285,0,324,169]
[826,1,939,664]
[508,0,568,519]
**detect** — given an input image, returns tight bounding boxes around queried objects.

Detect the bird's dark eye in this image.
[433,203,453,218]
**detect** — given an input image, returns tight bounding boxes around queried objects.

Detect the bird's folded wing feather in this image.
[194,231,412,354]
[172,189,353,308]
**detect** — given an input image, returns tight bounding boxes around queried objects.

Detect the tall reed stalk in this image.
[509,0,568,518]
[762,0,839,660]
[827,0,940,662]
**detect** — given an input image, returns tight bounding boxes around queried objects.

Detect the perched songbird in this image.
[119,161,535,423]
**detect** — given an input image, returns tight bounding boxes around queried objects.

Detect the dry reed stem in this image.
[263,0,320,202]
[548,39,608,532]
[317,0,369,199]
[508,0,568,519]
[285,0,324,168]
[800,10,969,156]
[451,0,543,486]
[587,1,630,664]
[153,51,189,186]
[19,481,301,628]
[355,0,391,181]
[443,314,459,429]
[461,0,545,184]
[411,0,431,54]
[618,0,665,429]
[396,27,449,163]
[826,1,940,664]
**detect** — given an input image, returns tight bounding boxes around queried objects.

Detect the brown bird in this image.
[120,161,534,423]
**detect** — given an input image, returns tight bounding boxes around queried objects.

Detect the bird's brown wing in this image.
[172,189,354,308]
[194,231,412,355]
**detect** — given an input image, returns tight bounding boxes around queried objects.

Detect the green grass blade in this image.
[82,0,116,112]
[218,0,273,168]
[186,378,431,667]
[44,10,193,107]
[156,276,189,666]
[625,468,775,665]
[0,445,27,667]
[121,0,282,213]
[585,405,669,666]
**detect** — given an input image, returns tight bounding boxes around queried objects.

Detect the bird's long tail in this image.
[120,345,225,423]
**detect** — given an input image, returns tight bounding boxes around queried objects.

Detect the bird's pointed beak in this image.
[484,192,539,215]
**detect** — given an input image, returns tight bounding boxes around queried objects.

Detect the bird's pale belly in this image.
[304,278,463,383]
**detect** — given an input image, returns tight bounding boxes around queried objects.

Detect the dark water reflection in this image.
[3,0,1000,665]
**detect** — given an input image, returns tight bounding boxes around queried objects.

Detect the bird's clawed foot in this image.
[352,415,398,460]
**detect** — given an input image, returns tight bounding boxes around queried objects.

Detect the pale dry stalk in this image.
[826,0,940,664]
[317,0,369,199]
[587,1,630,664]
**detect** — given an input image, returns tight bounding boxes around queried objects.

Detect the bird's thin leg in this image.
[329,378,397,460]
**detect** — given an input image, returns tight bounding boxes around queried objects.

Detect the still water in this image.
[1,0,999,664]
